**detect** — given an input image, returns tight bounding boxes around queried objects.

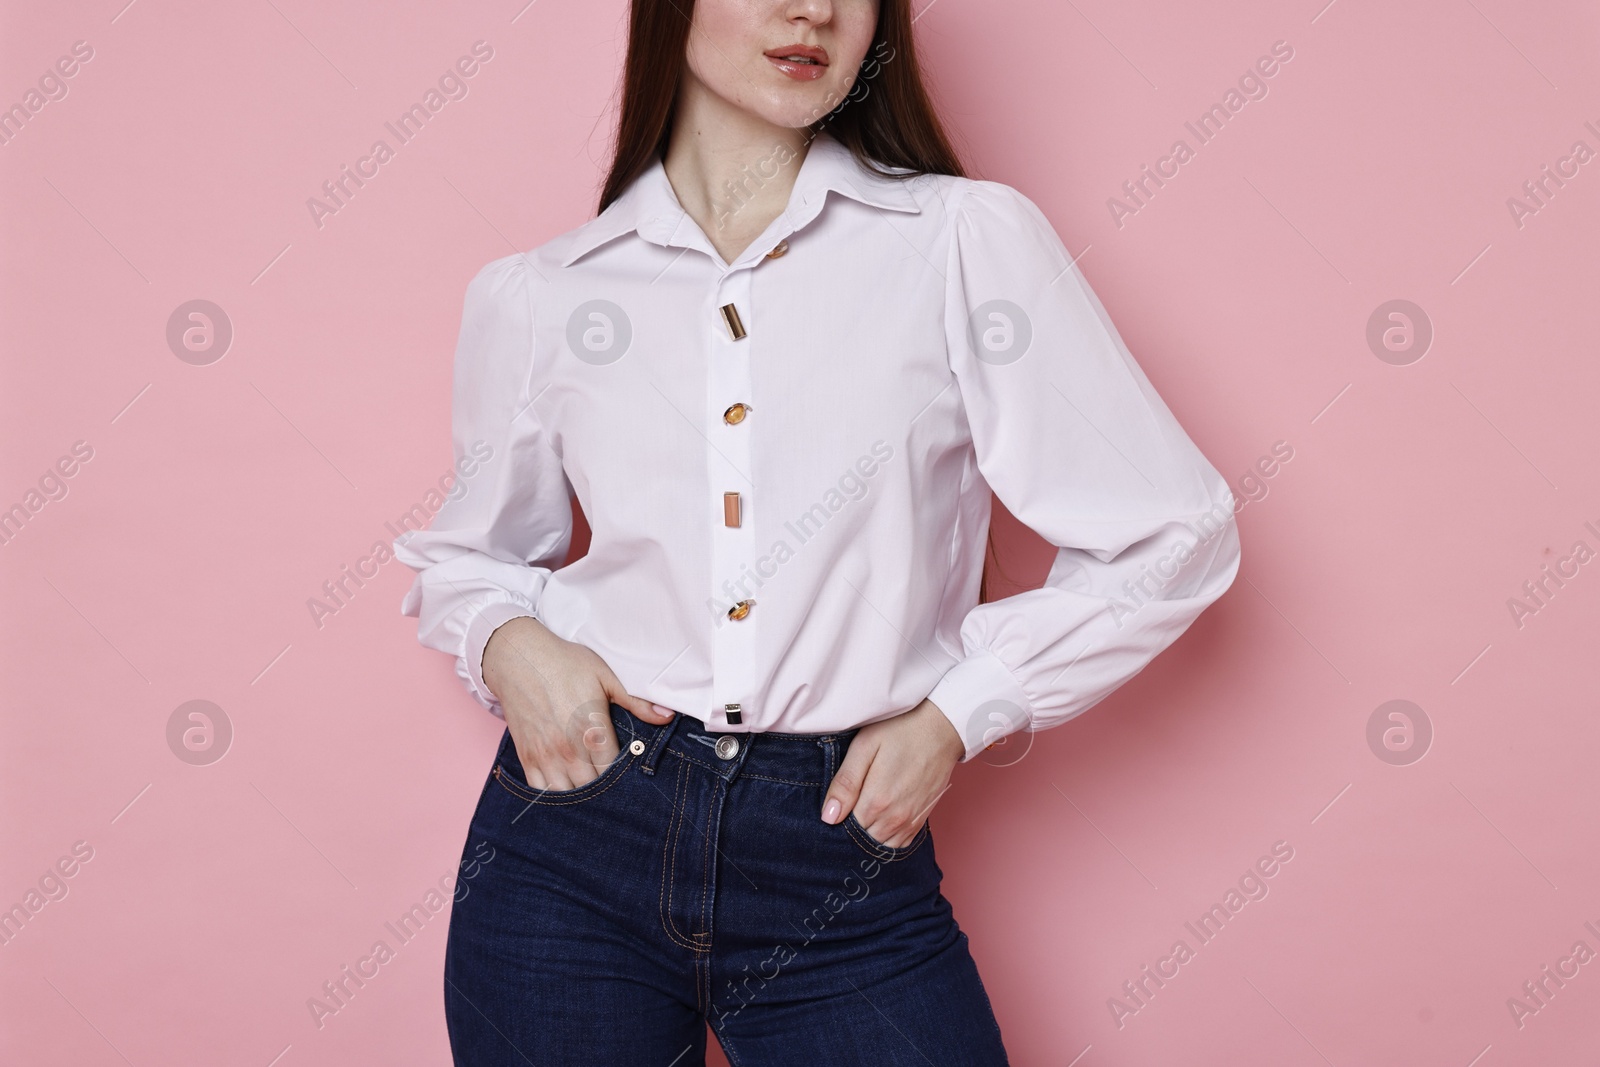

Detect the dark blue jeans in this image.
[443,702,1010,1066]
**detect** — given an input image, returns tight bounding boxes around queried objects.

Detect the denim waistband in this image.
[607,702,858,786]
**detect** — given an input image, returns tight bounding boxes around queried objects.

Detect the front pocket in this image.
[491,743,636,806]
[843,811,930,862]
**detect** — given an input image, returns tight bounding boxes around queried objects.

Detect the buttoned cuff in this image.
[463,600,540,711]
[927,649,1035,763]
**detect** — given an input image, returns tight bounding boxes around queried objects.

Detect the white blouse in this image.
[395,129,1241,761]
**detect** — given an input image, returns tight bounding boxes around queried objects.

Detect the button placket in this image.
[709,268,756,728]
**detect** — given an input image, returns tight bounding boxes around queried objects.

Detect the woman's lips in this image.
[764,46,829,82]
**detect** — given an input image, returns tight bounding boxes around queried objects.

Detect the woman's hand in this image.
[481,616,674,791]
[820,698,966,848]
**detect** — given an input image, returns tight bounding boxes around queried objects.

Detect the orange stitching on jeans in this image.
[490,751,635,806]
[699,778,714,949]
[844,813,930,862]
[736,772,822,786]
[659,758,710,951]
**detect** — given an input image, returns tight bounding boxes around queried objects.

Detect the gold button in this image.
[723,402,750,425]
[719,303,747,341]
[723,491,742,528]
[765,239,789,259]
[727,599,754,621]
[629,739,646,756]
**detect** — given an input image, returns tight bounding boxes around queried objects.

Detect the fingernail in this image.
[652,703,675,718]
[822,798,841,824]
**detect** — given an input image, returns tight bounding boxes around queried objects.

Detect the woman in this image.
[396,0,1241,1063]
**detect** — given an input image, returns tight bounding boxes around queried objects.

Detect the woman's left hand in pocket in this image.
[821,698,965,848]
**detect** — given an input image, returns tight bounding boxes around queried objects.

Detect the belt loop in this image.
[819,735,837,785]
[639,709,683,776]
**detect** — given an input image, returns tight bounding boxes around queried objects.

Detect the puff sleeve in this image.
[394,254,573,716]
[926,180,1242,761]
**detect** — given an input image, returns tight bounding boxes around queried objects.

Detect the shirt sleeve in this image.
[394,253,573,716]
[927,179,1242,762]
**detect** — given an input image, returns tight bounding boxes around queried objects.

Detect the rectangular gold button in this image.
[723,491,741,527]
[719,303,746,341]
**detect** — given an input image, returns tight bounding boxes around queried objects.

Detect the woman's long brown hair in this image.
[597,0,1005,603]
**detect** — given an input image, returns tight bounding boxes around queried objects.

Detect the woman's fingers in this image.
[603,679,675,724]
[822,731,876,825]
[824,703,963,847]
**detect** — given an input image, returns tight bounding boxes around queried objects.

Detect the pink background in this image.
[4,0,1599,1064]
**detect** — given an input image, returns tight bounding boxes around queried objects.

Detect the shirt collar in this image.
[557,130,923,268]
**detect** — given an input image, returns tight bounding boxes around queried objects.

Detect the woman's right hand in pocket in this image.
[480,616,674,791]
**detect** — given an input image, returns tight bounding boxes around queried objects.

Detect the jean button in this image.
[714,735,740,761]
